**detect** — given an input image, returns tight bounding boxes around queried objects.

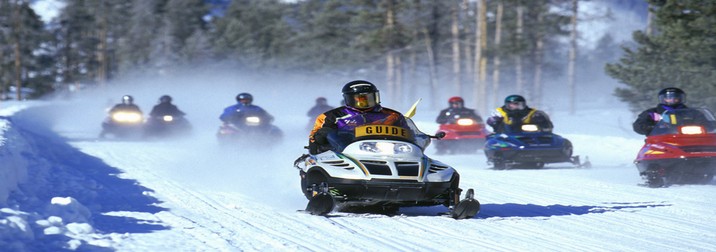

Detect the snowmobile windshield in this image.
[650,108,716,136]
[327,120,431,151]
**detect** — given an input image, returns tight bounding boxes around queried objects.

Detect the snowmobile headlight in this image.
[245,116,261,126]
[456,118,475,126]
[521,124,539,132]
[112,112,142,123]
[360,142,413,154]
[680,125,704,135]
[162,115,174,122]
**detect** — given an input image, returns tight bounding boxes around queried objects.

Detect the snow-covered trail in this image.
[14,103,716,251]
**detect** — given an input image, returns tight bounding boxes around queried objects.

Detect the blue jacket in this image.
[220,103,273,124]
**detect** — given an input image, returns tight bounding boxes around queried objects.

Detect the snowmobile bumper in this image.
[635,156,716,175]
[485,148,571,164]
[324,177,455,205]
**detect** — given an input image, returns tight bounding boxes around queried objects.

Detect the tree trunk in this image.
[491,1,503,107]
[12,0,22,101]
[395,55,403,107]
[474,0,488,114]
[567,0,578,115]
[462,0,473,87]
[408,33,418,104]
[96,0,108,87]
[515,5,525,94]
[532,12,545,108]
[385,0,397,104]
[423,28,439,109]
[646,3,653,36]
[451,0,461,95]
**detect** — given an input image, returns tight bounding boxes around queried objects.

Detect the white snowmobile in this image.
[293,101,480,219]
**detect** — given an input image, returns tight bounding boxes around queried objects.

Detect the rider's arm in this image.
[633,109,657,135]
[219,105,237,122]
[436,109,449,124]
[532,111,553,131]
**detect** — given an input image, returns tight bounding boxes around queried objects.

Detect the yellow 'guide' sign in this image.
[355,125,410,139]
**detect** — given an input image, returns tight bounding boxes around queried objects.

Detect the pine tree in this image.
[607,0,716,111]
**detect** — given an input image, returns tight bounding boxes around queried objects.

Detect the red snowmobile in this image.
[634,108,716,187]
[434,116,489,154]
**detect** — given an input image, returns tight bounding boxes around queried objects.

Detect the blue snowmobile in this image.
[484,124,589,169]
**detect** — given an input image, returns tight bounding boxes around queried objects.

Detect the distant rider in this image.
[307,97,335,120]
[100,95,142,138]
[486,95,553,134]
[308,80,409,154]
[436,96,483,124]
[632,87,688,135]
[220,92,274,126]
[149,95,185,118]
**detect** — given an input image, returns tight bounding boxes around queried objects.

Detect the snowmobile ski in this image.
[305,182,335,216]
[451,189,480,219]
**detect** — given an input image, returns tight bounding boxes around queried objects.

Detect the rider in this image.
[633,87,688,135]
[308,80,409,154]
[307,97,334,120]
[486,95,553,134]
[100,95,142,138]
[149,95,185,118]
[436,96,483,124]
[219,92,274,126]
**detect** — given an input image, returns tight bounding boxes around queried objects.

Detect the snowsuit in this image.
[486,106,552,134]
[308,106,408,154]
[633,104,687,135]
[436,107,483,124]
[150,103,185,118]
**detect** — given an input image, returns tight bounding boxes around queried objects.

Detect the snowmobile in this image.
[434,116,489,154]
[143,113,191,139]
[216,112,282,145]
[634,108,716,187]
[484,124,588,169]
[293,101,480,219]
[99,108,144,139]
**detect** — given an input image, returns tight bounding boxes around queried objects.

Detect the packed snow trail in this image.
[3,102,716,251]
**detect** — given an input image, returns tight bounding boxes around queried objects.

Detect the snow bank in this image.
[0,102,122,250]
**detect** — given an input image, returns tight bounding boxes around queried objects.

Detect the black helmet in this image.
[236,93,253,105]
[122,95,134,105]
[658,87,685,106]
[159,95,172,103]
[504,95,526,111]
[342,80,380,110]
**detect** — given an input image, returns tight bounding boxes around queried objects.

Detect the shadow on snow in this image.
[397,201,671,219]
[7,106,168,235]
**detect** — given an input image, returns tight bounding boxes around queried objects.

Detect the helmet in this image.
[342,80,380,110]
[122,95,134,105]
[658,87,685,106]
[159,95,172,103]
[448,96,464,108]
[316,97,327,105]
[504,95,526,111]
[236,93,253,105]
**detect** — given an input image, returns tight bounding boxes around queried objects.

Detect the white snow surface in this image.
[1,76,716,251]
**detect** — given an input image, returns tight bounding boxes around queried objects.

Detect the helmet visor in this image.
[351,93,378,109]
[659,92,685,106]
[506,101,525,110]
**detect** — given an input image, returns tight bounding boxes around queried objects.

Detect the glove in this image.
[313,127,334,144]
[649,112,662,122]
[487,115,503,126]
